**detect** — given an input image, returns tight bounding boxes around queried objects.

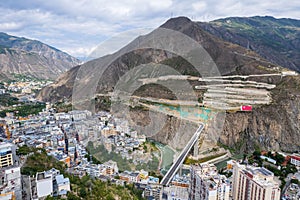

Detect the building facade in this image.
[0,143,15,168]
[55,174,71,195]
[290,154,300,167]
[0,166,22,199]
[189,164,230,200]
[232,161,281,200]
[36,171,54,198]
[35,168,70,198]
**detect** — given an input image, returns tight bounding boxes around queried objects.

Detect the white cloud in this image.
[192,2,207,12]
[0,0,299,57]
[0,22,23,32]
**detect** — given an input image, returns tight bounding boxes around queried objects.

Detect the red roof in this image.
[290,155,300,161]
[261,150,268,155]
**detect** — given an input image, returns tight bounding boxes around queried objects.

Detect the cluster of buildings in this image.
[2,108,151,170]
[1,103,300,199]
[69,160,160,186]
[189,163,230,200]
[153,159,283,200]
[231,161,281,200]
[0,142,70,199]
[0,79,53,105]
[0,143,21,199]
[4,79,52,95]
[101,131,148,163]
[187,160,281,200]
[0,108,164,199]
[0,137,160,200]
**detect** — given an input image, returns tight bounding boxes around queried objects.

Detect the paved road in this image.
[160,123,204,186]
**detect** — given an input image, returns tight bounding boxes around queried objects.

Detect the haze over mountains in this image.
[0,32,80,80]
[37,16,300,153]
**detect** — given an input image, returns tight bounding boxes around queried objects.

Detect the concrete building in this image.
[0,166,22,200]
[119,171,140,183]
[189,164,230,200]
[55,174,70,195]
[260,156,277,165]
[144,185,162,200]
[0,143,16,168]
[102,160,118,175]
[36,171,54,198]
[69,110,92,121]
[35,168,70,198]
[163,185,189,200]
[232,161,281,200]
[139,170,149,182]
[290,154,300,167]
[171,175,189,188]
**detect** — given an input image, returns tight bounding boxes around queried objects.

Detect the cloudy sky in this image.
[1,0,299,58]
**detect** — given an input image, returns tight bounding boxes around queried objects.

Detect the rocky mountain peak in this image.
[0,32,80,80]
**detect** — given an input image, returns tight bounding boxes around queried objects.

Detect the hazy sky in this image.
[0,0,299,57]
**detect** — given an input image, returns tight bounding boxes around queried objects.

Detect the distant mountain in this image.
[0,32,80,80]
[38,16,300,153]
[198,16,300,72]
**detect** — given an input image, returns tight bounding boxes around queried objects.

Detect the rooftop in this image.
[56,174,70,185]
[0,142,14,150]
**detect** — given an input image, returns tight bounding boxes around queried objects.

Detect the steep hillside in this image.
[38,17,279,102]
[0,32,80,80]
[38,16,300,153]
[198,16,300,72]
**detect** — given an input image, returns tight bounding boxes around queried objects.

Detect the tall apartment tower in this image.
[232,161,281,200]
[189,164,230,200]
[0,142,16,168]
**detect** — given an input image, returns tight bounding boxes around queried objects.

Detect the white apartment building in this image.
[36,171,54,198]
[232,161,281,200]
[189,164,230,200]
[55,174,71,195]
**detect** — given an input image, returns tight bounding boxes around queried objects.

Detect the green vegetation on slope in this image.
[0,94,19,107]
[161,56,200,76]
[54,102,73,113]
[11,73,51,82]
[0,102,45,117]
[21,148,66,176]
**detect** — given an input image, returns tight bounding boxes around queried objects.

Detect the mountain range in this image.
[35,16,300,153]
[198,16,300,72]
[0,32,80,80]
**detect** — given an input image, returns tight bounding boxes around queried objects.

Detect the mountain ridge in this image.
[38,16,300,153]
[197,16,300,72]
[0,32,80,80]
